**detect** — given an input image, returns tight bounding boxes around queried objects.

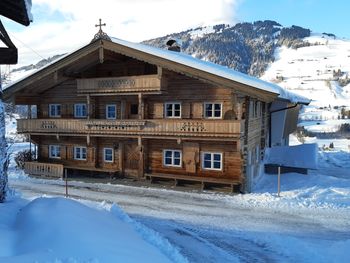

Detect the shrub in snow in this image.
[14,149,34,169]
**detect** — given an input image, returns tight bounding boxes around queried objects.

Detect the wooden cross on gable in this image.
[95,18,106,32]
[91,18,111,42]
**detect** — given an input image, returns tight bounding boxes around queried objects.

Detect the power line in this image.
[8,32,46,61]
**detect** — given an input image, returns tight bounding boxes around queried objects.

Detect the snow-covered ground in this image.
[0,197,177,263]
[2,132,350,262]
[261,33,350,107]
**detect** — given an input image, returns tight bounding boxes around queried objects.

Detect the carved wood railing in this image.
[77,75,162,94]
[24,162,64,178]
[17,119,243,138]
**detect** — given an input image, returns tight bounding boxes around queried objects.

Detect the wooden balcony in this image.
[77,75,162,94]
[17,118,242,139]
[24,162,64,178]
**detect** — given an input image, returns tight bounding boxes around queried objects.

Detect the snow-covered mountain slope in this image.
[261,34,350,107]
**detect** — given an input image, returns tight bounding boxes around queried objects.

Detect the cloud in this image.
[8,0,242,66]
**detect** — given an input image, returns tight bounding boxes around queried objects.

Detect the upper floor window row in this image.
[47,102,223,119]
[164,102,222,119]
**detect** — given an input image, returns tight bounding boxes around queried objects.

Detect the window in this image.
[106,104,117,119]
[104,148,114,162]
[202,152,222,170]
[204,103,222,118]
[130,104,138,115]
[49,104,61,117]
[163,150,182,167]
[49,145,61,159]
[74,104,87,118]
[74,146,87,160]
[165,102,181,118]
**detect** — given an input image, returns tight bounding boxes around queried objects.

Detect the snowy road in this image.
[9,178,350,263]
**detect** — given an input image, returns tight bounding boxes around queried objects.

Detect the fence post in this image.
[64,168,68,198]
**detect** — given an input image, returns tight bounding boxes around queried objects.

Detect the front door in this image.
[124,142,139,177]
[183,142,199,174]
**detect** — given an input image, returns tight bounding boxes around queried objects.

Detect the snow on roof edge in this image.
[24,0,33,22]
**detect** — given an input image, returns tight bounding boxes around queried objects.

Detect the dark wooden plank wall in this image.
[147,139,242,181]
[37,136,119,171]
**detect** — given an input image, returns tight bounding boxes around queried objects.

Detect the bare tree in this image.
[0,71,8,202]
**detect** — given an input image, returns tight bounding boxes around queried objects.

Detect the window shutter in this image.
[154,103,164,119]
[182,102,191,119]
[88,147,95,163]
[192,103,202,119]
[42,104,48,118]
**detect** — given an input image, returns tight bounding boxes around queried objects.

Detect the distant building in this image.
[299,109,339,121]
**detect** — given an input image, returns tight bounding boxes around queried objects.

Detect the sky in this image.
[1,0,349,67]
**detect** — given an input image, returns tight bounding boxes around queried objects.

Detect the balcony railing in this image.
[77,75,162,94]
[24,162,63,178]
[17,119,242,138]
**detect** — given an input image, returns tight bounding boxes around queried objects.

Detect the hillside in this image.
[143,20,310,77]
[261,34,350,107]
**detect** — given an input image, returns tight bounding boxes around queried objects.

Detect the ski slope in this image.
[262,33,350,107]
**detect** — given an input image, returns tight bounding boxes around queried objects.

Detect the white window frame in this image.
[202,152,223,171]
[164,102,182,118]
[49,104,61,117]
[74,146,87,160]
[204,102,222,119]
[103,148,114,163]
[74,103,87,118]
[163,149,182,167]
[106,104,117,119]
[49,145,61,159]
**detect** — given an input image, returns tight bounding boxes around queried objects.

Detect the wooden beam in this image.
[118,142,124,176]
[138,93,144,119]
[121,100,126,119]
[138,136,144,179]
[99,46,104,64]
[0,47,17,64]
[86,94,91,120]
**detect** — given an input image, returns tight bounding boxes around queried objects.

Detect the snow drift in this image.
[2,197,174,262]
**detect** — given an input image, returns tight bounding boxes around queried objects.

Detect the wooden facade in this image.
[4,37,290,192]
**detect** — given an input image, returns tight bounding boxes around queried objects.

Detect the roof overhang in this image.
[0,0,32,64]
[0,0,33,26]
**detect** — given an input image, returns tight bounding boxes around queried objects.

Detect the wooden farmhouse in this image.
[3,28,309,192]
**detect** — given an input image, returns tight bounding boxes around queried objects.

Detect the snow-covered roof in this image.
[111,37,310,104]
[24,0,33,22]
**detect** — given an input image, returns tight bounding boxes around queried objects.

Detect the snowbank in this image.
[0,197,175,262]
